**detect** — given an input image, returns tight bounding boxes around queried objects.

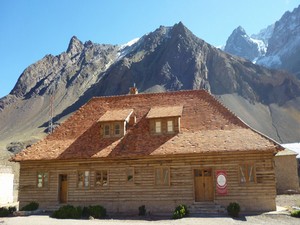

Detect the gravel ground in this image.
[1,195,300,225]
[1,214,300,225]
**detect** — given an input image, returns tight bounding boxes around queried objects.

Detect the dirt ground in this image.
[1,195,300,225]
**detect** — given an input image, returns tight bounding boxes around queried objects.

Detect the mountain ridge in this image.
[224,4,300,79]
[1,22,300,150]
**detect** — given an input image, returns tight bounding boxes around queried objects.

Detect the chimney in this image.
[129,83,138,95]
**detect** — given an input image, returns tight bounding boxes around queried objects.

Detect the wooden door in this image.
[59,174,68,203]
[194,168,213,201]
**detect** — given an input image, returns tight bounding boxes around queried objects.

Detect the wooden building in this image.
[12,90,282,214]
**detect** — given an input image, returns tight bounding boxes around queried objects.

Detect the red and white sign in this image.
[216,170,227,195]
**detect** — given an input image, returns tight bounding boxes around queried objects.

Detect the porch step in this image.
[188,202,226,216]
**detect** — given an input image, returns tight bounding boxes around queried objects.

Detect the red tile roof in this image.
[13,90,281,161]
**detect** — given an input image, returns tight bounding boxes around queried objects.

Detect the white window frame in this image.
[104,124,110,137]
[114,123,121,136]
[155,121,161,133]
[167,120,174,133]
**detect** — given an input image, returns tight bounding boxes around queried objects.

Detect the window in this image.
[37,172,48,188]
[78,171,90,188]
[114,123,121,136]
[126,168,134,183]
[155,167,170,186]
[239,163,255,183]
[95,170,108,187]
[104,124,110,136]
[155,121,161,133]
[167,120,174,133]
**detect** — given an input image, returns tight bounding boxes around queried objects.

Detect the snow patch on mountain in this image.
[250,38,267,55]
[115,37,141,61]
[120,37,140,49]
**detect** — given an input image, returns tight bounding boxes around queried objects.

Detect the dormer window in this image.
[167,120,174,133]
[104,124,110,136]
[146,106,183,135]
[98,109,133,138]
[114,123,121,136]
[155,121,162,133]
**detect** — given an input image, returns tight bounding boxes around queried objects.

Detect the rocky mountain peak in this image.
[233,26,246,35]
[224,26,267,62]
[266,4,300,55]
[66,36,84,57]
[255,4,300,78]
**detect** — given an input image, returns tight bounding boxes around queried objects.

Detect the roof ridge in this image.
[90,89,208,101]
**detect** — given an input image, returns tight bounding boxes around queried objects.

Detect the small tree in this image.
[172,204,189,219]
[227,202,240,218]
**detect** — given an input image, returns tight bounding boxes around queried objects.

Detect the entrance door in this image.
[59,174,68,203]
[194,168,213,201]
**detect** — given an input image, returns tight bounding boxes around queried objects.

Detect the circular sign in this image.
[217,174,227,187]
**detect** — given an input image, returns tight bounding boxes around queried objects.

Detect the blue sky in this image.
[1,0,299,98]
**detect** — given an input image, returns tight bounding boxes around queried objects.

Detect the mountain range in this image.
[1,17,300,157]
[224,4,300,79]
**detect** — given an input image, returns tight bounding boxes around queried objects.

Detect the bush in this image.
[52,205,106,219]
[83,205,106,219]
[21,201,39,211]
[8,206,16,214]
[172,204,189,219]
[0,207,10,217]
[51,205,82,219]
[291,210,300,217]
[138,205,146,216]
[0,206,16,217]
[227,202,240,218]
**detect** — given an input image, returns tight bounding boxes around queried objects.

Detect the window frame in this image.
[126,167,135,184]
[37,171,49,188]
[239,163,256,184]
[94,170,109,188]
[167,119,174,133]
[154,167,170,186]
[103,124,110,137]
[155,120,162,134]
[114,122,121,136]
[77,170,90,188]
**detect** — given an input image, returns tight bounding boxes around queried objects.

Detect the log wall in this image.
[18,150,276,214]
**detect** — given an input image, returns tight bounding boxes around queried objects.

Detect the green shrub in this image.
[227,202,240,218]
[21,201,39,211]
[85,205,106,219]
[138,205,146,216]
[8,206,16,214]
[291,210,300,217]
[51,205,82,219]
[0,207,10,217]
[172,204,189,219]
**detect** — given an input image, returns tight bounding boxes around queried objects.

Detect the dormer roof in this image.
[146,106,183,119]
[98,109,133,122]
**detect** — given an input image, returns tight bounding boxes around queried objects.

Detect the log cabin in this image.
[12,89,282,215]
